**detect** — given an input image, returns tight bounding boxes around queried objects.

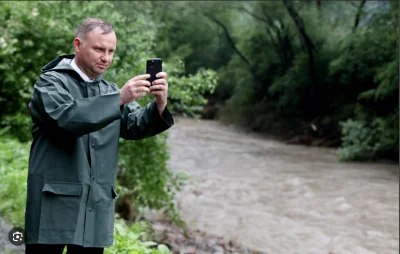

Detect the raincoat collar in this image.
[41,54,103,82]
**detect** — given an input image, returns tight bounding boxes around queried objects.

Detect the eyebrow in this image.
[93,45,116,51]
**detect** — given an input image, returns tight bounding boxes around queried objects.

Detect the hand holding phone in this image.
[146,58,162,86]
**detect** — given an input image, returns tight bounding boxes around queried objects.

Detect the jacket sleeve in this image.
[31,73,121,136]
[119,100,174,140]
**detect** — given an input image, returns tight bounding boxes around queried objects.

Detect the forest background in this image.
[0,1,398,253]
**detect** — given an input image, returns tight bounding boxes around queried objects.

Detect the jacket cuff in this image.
[151,100,174,127]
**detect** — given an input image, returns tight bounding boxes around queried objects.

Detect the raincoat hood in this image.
[41,54,103,82]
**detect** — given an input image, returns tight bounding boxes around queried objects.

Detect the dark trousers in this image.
[25,244,104,254]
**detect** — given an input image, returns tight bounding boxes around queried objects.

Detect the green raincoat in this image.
[24,54,174,247]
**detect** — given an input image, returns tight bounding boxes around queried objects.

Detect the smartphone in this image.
[146,58,162,86]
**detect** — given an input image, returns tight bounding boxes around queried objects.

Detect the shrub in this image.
[337,118,396,161]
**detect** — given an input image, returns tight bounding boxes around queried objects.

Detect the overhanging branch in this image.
[204,13,251,67]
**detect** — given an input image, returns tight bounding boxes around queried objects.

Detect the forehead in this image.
[85,27,117,48]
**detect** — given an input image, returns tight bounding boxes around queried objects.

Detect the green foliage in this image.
[166,1,398,161]
[334,3,398,162]
[337,119,380,161]
[268,53,312,116]
[117,134,189,225]
[373,114,399,160]
[150,1,237,74]
[106,219,170,254]
[338,115,399,162]
[219,62,255,124]
[0,113,32,141]
[357,39,398,106]
[0,137,29,227]
[167,63,217,117]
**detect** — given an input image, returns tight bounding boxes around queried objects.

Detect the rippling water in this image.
[166,117,399,254]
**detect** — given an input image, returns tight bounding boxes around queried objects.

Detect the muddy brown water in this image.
[163,117,399,254]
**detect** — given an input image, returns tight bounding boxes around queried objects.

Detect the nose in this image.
[100,52,111,63]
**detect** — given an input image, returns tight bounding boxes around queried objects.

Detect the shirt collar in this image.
[70,58,94,82]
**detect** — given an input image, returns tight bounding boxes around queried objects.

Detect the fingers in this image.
[136,92,147,98]
[149,90,165,96]
[149,84,164,91]
[130,72,167,82]
[149,83,167,97]
[134,80,151,87]
[156,72,167,79]
[131,74,151,82]
[122,73,168,103]
[136,86,150,93]
[128,86,148,101]
[151,78,167,87]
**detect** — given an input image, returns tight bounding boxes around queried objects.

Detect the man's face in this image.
[74,27,117,79]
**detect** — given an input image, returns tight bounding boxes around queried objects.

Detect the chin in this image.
[95,69,107,74]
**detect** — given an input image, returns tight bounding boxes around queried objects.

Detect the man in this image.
[24,18,174,253]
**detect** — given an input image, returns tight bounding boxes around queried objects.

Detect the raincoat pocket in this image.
[94,185,119,243]
[111,186,119,200]
[107,186,119,238]
[40,182,83,231]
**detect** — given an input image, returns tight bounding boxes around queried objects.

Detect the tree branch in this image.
[260,3,294,69]
[283,0,316,53]
[283,0,318,90]
[353,0,367,32]
[242,7,270,24]
[204,13,251,67]
[316,0,322,9]
[350,2,359,8]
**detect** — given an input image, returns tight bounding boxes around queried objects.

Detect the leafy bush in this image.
[105,219,170,254]
[167,63,217,117]
[0,137,29,226]
[337,119,379,161]
[337,117,398,162]
[117,134,189,226]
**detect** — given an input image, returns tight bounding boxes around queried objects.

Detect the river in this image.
[165,117,399,254]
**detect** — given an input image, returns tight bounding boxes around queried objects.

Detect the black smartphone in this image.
[146,58,162,86]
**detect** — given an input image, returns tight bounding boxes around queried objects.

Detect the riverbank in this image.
[143,215,262,254]
[0,215,259,254]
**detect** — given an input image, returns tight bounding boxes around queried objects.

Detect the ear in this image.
[73,38,83,52]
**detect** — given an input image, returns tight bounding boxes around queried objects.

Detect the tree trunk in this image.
[350,0,367,90]
[316,0,322,9]
[353,0,367,32]
[242,3,294,70]
[260,4,294,69]
[283,0,317,91]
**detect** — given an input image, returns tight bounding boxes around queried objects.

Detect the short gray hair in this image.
[74,18,114,39]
